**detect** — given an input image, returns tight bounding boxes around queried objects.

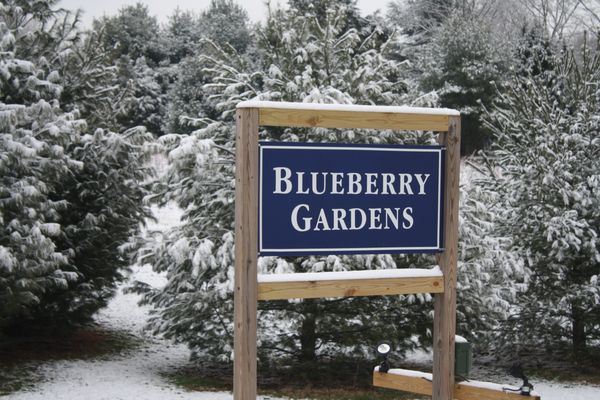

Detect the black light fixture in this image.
[506,363,534,397]
[519,379,534,396]
[376,342,391,373]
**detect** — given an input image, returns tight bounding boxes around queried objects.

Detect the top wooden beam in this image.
[237,101,459,131]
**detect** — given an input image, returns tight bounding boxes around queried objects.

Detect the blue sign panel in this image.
[258,142,445,256]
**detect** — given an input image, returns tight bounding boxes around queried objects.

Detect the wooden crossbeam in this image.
[373,369,541,400]
[237,101,459,131]
[259,107,449,131]
[257,269,443,300]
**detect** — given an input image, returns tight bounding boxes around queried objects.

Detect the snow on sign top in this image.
[236,100,460,116]
[257,267,442,284]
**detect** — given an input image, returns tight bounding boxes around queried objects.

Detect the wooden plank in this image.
[373,370,542,400]
[453,382,541,400]
[432,115,461,400]
[233,108,259,400]
[238,100,460,116]
[257,275,444,300]
[258,107,450,131]
[373,370,432,396]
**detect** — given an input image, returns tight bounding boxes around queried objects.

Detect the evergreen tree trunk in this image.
[572,304,587,356]
[299,300,318,362]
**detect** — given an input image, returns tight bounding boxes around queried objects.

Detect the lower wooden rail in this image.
[257,268,443,300]
[373,368,541,400]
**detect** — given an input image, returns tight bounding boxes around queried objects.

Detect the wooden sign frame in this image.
[233,101,461,400]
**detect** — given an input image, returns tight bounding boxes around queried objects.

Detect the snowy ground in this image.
[480,370,600,400]
[3,203,600,400]
[3,204,277,400]
[403,349,600,400]
[2,263,239,400]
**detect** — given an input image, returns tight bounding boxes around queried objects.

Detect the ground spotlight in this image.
[376,342,391,373]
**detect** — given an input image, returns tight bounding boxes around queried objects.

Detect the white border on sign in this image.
[258,145,443,254]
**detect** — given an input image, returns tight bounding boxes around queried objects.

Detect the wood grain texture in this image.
[373,371,541,400]
[259,108,450,131]
[432,115,461,400]
[373,371,432,396]
[233,108,259,400]
[453,384,541,400]
[257,275,444,300]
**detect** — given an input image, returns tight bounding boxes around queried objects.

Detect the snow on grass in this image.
[4,268,229,400]
[534,381,600,400]
[401,348,600,400]
[3,204,280,400]
[476,368,600,400]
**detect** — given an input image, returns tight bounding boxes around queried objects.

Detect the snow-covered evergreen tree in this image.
[418,9,510,154]
[136,0,439,364]
[90,3,170,135]
[163,0,253,134]
[484,34,600,356]
[93,2,163,65]
[456,162,520,348]
[387,0,453,41]
[135,0,515,364]
[0,0,84,328]
[0,0,153,329]
[164,55,215,134]
[160,8,202,64]
[115,56,166,134]
[198,0,252,54]
[387,1,522,154]
[56,27,124,132]
[32,126,154,324]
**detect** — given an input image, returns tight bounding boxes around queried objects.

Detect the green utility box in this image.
[455,336,472,380]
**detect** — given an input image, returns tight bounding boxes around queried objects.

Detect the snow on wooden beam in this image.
[257,268,443,300]
[373,368,541,400]
[236,101,459,131]
[237,101,460,115]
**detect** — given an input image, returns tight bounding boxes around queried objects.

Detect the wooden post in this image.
[432,115,461,400]
[234,108,259,400]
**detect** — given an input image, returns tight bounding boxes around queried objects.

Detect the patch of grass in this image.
[0,325,142,365]
[477,346,600,386]
[162,370,231,392]
[164,367,423,400]
[163,359,428,400]
[0,366,36,396]
[265,387,425,400]
[528,363,600,385]
[0,325,143,395]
